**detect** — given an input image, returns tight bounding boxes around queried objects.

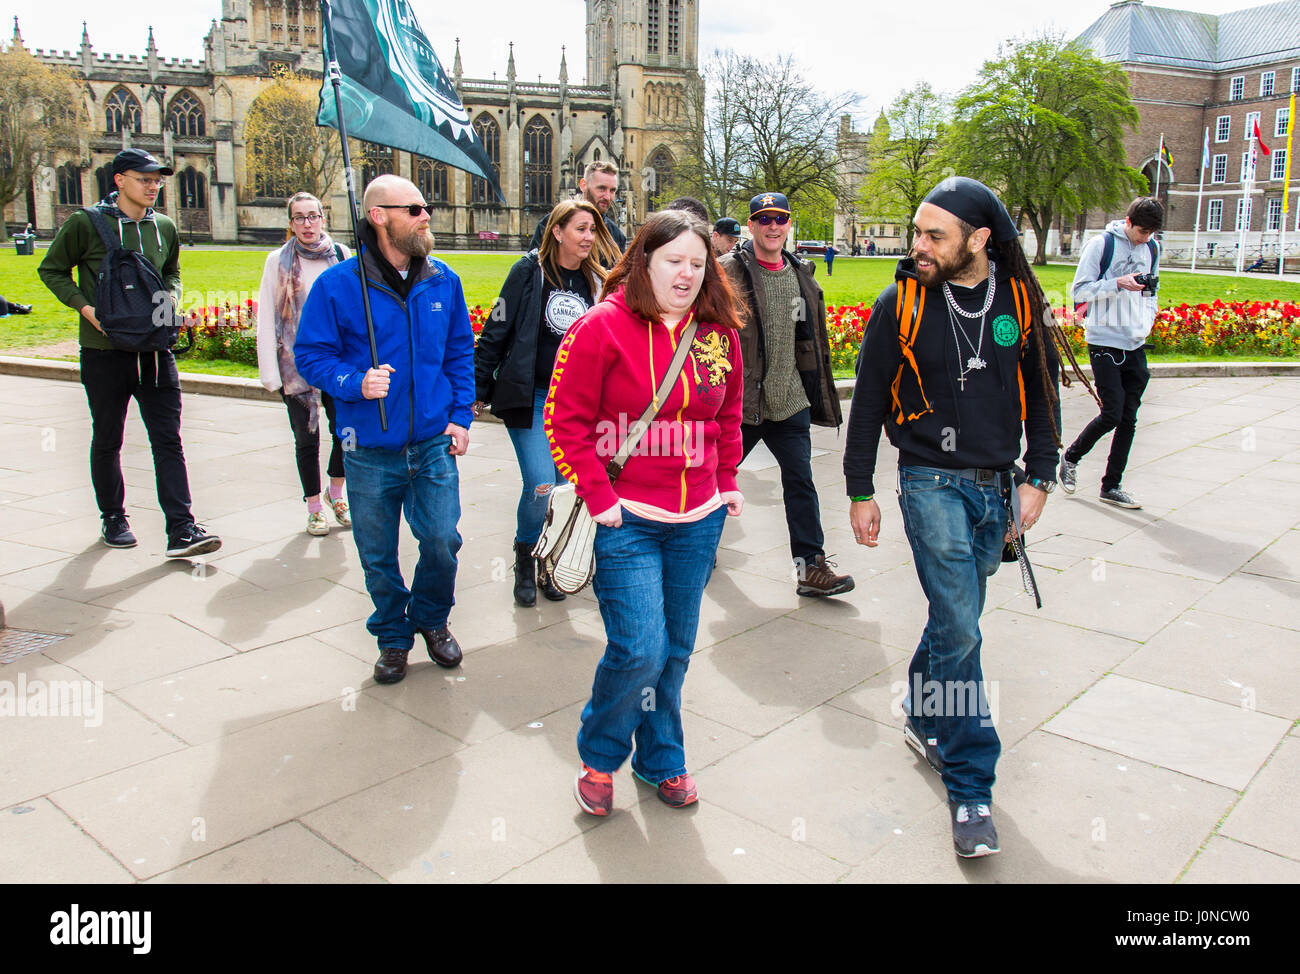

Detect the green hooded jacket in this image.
[37,193,183,351]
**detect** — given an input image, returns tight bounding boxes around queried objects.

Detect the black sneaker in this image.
[1059,457,1077,494]
[1099,487,1141,510]
[165,522,222,558]
[101,514,138,549]
[950,801,1000,858]
[903,719,944,776]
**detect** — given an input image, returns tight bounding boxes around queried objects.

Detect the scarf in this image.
[274,232,339,431]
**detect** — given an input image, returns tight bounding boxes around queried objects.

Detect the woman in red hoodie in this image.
[546,210,745,816]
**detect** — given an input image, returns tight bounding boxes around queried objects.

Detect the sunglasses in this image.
[375,203,433,217]
[753,213,790,226]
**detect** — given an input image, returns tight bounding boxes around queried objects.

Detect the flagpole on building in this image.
[1281,92,1296,279]
[321,0,387,432]
[1237,136,1254,274]
[1192,127,1208,273]
[1154,134,1165,200]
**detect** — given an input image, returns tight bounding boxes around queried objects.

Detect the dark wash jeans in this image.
[740,407,824,562]
[79,347,194,534]
[281,389,344,500]
[897,466,1005,805]
[578,506,727,782]
[342,434,462,652]
[1064,345,1150,492]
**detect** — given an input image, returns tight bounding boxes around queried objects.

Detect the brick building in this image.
[1067,0,1299,268]
[6,0,700,246]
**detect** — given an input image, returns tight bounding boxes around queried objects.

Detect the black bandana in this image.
[923,177,1019,242]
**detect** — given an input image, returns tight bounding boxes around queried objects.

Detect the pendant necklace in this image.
[943,260,995,390]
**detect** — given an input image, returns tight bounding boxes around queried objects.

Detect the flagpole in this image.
[321,0,387,432]
[1282,92,1296,279]
[1192,127,1207,272]
[1154,133,1164,200]
[1237,136,1254,274]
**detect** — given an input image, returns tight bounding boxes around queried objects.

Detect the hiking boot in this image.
[796,554,855,597]
[306,511,329,536]
[538,561,566,602]
[373,647,410,685]
[325,488,351,527]
[574,763,613,816]
[1059,457,1077,494]
[1099,487,1141,509]
[165,523,222,559]
[633,768,699,808]
[101,514,137,549]
[513,541,536,607]
[950,801,1000,858]
[903,719,944,776]
[417,626,462,669]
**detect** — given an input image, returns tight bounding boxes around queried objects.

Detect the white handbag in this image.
[533,320,699,595]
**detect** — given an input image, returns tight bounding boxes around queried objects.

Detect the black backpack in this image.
[83,207,191,354]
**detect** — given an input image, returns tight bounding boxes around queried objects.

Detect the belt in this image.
[949,467,1010,486]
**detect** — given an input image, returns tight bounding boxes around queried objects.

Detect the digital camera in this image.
[1134,272,1159,296]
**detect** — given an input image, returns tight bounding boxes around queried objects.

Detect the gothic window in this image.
[178,168,207,209]
[415,158,449,204]
[286,0,300,45]
[648,1,660,54]
[472,113,501,204]
[167,91,206,137]
[523,116,553,208]
[667,0,681,56]
[95,164,114,201]
[105,87,142,135]
[360,141,394,189]
[56,163,83,205]
[646,146,675,210]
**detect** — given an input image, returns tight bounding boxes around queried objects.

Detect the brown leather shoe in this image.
[796,554,855,598]
[418,626,463,668]
[373,647,410,684]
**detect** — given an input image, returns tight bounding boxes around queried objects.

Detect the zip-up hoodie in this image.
[293,221,475,451]
[544,288,744,516]
[38,192,182,350]
[1071,219,1158,351]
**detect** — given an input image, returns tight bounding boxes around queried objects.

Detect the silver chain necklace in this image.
[943,260,995,390]
[942,258,996,318]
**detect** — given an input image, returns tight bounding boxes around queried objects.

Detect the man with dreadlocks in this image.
[843,177,1061,859]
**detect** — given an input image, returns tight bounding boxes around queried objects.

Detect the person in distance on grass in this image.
[293,175,473,686]
[37,148,221,559]
[256,191,352,537]
[844,176,1062,859]
[1059,197,1163,510]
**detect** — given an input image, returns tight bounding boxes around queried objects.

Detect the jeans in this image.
[505,387,567,545]
[897,466,1006,804]
[1065,345,1150,492]
[281,389,344,500]
[343,435,462,651]
[741,407,824,562]
[80,347,194,534]
[578,506,727,781]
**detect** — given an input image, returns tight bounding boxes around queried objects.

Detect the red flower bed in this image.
[1055,300,1300,357]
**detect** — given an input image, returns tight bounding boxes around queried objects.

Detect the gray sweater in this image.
[1071,220,1159,351]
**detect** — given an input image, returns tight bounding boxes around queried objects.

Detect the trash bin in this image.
[13,233,34,256]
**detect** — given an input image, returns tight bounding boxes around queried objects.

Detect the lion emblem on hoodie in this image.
[691,330,732,390]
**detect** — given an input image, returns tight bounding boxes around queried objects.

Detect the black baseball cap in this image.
[714,217,742,236]
[749,192,791,217]
[112,148,174,177]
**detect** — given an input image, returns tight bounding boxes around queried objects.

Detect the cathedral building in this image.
[11,0,701,246]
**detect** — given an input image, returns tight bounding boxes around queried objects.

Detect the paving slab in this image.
[1218,734,1300,861]
[144,822,384,884]
[0,798,134,883]
[1180,836,1300,884]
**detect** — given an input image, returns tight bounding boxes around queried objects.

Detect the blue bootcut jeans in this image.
[578,506,727,783]
[343,434,462,651]
[897,466,1006,805]
[505,387,567,546]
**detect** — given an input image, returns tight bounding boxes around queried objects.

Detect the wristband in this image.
[850,494,873,503]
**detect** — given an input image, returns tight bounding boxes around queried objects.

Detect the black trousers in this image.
[1065,344,1150,492]
[80,347,194,534]
[740,407,825,562]
[281,389,344,500]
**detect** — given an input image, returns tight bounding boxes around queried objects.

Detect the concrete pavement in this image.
[0,371,1297,883]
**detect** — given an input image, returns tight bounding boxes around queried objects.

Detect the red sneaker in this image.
[656,773,698,808]
[574,764,613,816]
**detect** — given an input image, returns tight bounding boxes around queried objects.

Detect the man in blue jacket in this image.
[295,175,474,685]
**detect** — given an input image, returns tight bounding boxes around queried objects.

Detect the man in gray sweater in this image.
[1061,197,1163,510]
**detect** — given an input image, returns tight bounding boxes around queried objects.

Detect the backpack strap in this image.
[1009,276,1032,421]
[333,243,345,263]
[82,207,121,253]
[1147,238,1159,273]
[1097,232,1116,279]
[889,278,933,425]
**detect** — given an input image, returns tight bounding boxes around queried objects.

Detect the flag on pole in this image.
[1253,119,1271,156]
[317,0,504,201]
[1161,141,1174,167]
[1285,93,1296,217]
[1202,128,1211,169]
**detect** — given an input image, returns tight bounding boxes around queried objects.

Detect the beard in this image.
[393,223,434,259]
[914,246,976,287]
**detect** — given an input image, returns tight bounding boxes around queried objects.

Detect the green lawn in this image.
[5,246,1294,363]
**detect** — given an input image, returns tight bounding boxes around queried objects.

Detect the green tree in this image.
[243,70,348,203]
[948,34,1146,264]
[0,45,90,242]
[859,83,951,251]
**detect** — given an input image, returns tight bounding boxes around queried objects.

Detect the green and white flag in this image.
[318,0,504,201]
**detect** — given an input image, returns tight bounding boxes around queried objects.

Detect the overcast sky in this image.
[4,0,1252,126]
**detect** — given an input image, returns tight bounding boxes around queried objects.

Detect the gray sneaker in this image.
[950,801,1000,858]
[1099,487,1141,509]
[1059,457,1077,494]
[903,719,944,776]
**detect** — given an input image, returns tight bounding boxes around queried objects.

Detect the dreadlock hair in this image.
[954,217,1064,449]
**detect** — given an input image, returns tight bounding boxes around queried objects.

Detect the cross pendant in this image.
[958,373,967,390]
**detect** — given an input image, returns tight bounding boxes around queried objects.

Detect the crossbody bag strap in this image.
[83,208,121,253]
[605,318,699,483]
